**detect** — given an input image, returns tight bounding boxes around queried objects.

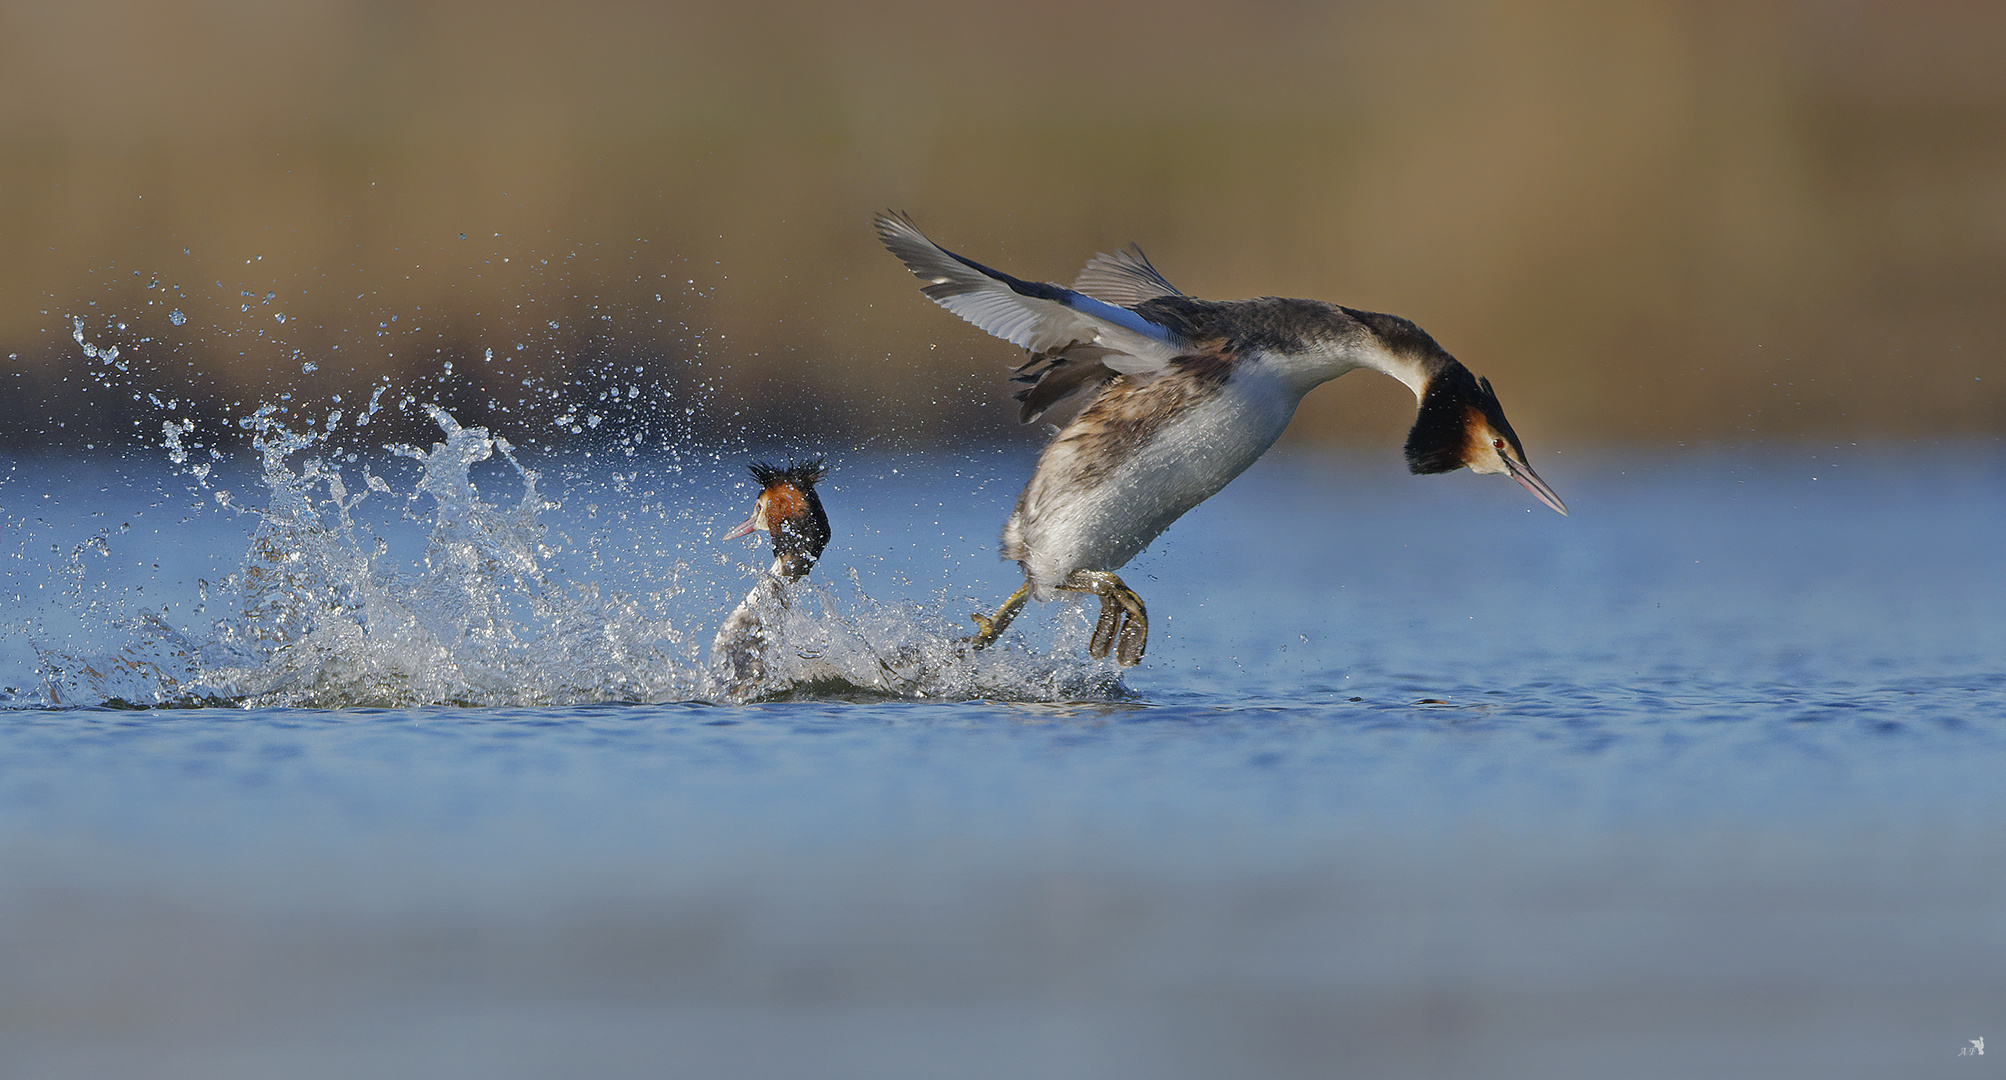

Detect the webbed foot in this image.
[1064,570,1148,665]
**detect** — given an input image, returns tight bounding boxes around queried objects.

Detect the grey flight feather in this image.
[1070,246,1185,306]
[874,211,1189,376]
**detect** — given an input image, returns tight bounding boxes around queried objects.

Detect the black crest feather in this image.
[1403,365,1526,475]
[748,458,827,490]
[1404,363,1483,475]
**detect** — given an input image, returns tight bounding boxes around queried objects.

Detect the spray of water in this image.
[18,321,1127,708]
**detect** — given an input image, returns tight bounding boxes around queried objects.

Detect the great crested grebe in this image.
[712,459,831,688]
[876,212,1565,666]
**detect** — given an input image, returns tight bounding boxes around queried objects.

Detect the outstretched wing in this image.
[1071,245,1185,306]
[875,212,1189,378]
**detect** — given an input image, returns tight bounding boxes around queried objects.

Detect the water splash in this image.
[23,404,1126,709]
[13,304,1126,708]
[706,568,1125,705]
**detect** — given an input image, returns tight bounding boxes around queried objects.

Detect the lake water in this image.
[3,420,2003,1079]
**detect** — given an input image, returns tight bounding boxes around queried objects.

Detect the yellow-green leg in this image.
[1062,570,1148,666]
[968,581,1031,650]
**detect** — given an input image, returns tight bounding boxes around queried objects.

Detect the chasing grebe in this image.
[877,212,1564,665]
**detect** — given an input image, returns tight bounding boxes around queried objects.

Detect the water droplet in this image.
[301,361,318,374]
[169,310,186,326]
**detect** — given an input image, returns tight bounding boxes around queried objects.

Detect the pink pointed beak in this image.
[1504,456,1569,516]
[722,502,765,540]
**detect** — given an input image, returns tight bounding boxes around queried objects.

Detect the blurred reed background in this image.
[3,0,2003,452]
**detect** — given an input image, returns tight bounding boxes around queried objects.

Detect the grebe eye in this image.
[1492,438,1505,451]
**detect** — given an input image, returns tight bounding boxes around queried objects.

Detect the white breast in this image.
[1006,361,1305,597]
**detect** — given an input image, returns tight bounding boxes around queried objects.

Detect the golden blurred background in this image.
[3,0,2003,451]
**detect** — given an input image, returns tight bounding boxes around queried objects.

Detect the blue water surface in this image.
[2,443,2003,1079]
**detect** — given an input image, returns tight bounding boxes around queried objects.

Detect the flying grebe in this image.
[712,459,831,689]
[876,212,1565,666]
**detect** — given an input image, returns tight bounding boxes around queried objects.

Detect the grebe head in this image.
[1404,362,1568,516]
[723,458,831,578]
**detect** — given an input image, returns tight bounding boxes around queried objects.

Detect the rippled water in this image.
[3,430,2004,1079]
